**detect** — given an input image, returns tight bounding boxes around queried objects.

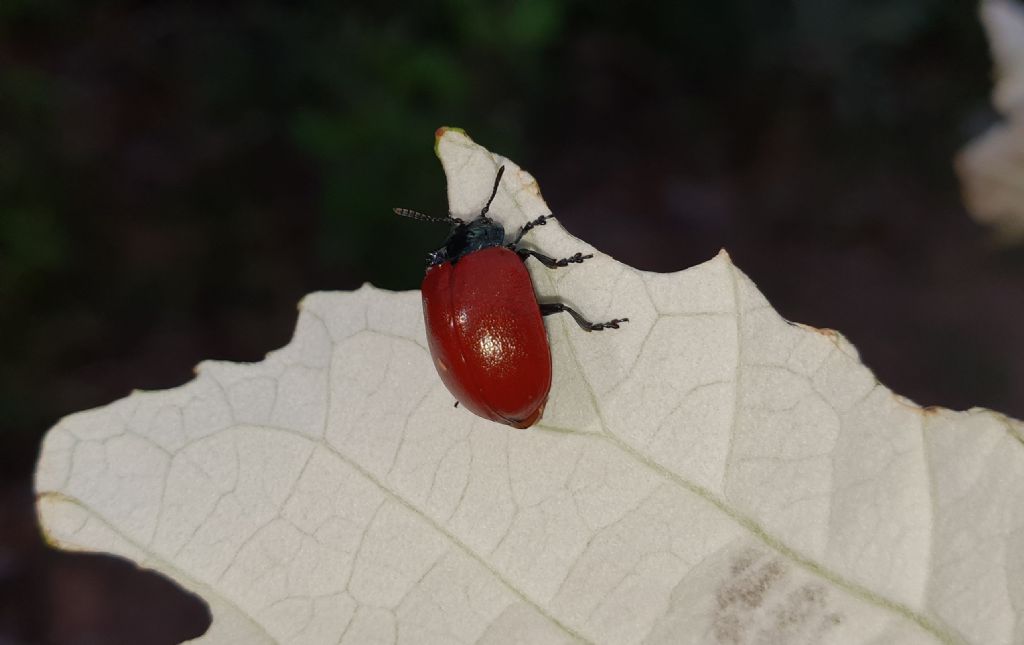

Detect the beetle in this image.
[394,166,627,428]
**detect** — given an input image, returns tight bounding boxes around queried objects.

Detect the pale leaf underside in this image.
[36,129,1024,645]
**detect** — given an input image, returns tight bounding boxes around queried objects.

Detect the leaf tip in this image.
[434,126,469,156]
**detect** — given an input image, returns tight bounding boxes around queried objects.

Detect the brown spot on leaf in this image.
[729,548,759,576]
[815,327,840,341]
[716,557,785,611]
[713,552,788,643]
[712,550,844,644]
[774,583,826,631]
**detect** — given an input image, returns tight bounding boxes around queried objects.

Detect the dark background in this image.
[2,1,1022,643]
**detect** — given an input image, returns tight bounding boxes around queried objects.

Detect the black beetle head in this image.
[394,166,508,267]
[427,217,505,266]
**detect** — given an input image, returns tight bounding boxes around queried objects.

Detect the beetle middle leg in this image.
[516,248,593,268]
[539,302,628,331]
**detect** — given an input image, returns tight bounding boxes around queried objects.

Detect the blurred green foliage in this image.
[0,0,994,474]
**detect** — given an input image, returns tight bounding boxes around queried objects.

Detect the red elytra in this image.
[422,246,552,428]
[394,166,627,428]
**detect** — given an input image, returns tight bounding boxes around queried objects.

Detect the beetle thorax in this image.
[428,217,506,266]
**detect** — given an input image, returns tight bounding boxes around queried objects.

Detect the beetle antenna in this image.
[393,207,459,224]
[479,166,505,217]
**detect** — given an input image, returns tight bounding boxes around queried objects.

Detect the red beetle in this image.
[395,167,627,428]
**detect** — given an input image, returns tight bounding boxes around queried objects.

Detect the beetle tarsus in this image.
[512,215,555,244]
[516,249,593,269]
[539,302,629,332]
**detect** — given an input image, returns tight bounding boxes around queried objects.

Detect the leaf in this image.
[983,0,1024,116]
[957,0,1024,241]
[36,128,1024,645]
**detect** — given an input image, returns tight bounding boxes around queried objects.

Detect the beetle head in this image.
[394,166,508,267]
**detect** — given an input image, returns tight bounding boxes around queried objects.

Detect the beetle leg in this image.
[511,215,555,245]
[539,302,628,332]
[516,249,593,268]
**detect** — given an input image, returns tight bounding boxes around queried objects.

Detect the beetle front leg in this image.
[511,215,555,245]
[539,302,628,331]
[516,248,593,269]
